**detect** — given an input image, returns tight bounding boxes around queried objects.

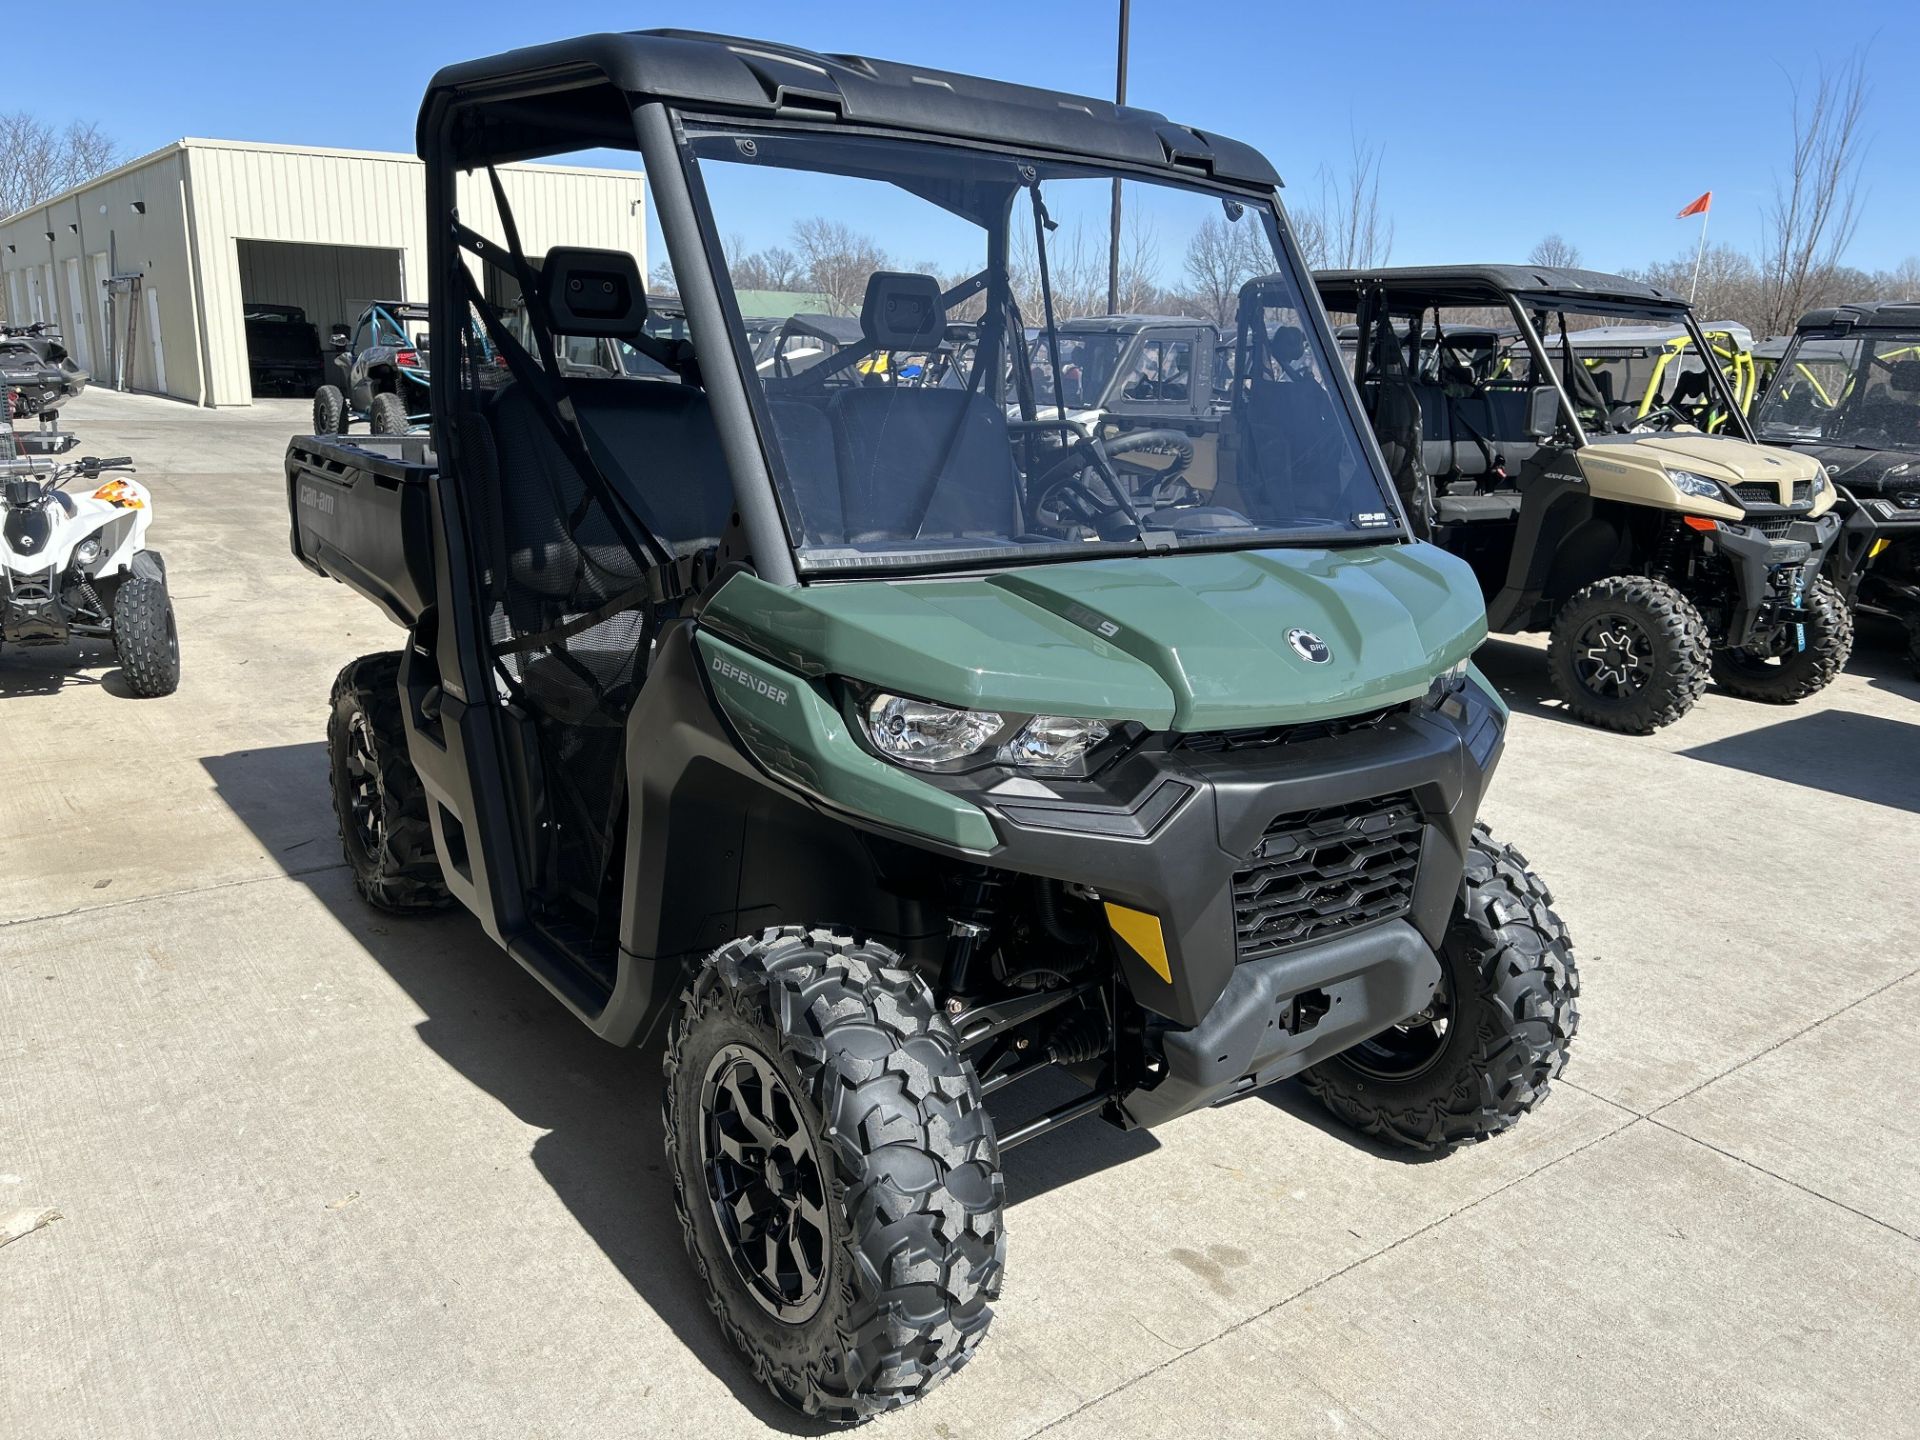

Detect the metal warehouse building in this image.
[0,139,647,407]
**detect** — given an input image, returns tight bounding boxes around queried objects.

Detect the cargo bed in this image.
[286,433,437,628]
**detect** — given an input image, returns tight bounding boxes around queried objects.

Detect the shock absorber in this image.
[944,869,1005,998]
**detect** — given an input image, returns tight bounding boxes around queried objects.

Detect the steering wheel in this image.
[1028,434,1138,537]
[1628,403,1695,432]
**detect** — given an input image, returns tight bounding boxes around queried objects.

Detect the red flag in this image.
[1676,191,1712,219]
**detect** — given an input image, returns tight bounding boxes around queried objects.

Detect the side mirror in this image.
[1527,385,1562,440]
[328,324,350,348]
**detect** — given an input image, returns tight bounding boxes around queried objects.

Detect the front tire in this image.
[368,390,409,435]
[112,573,180,697]
[326,652,450,912]
[1547,575,1710,733]
[1302,824,1579,1152]
[1711,576,1853,702]
[313,384,346,434]
[664,928,1005,1425]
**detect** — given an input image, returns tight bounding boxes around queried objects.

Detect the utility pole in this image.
[1106,0,1130,317]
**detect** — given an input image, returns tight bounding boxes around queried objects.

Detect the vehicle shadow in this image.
[1846,612,1920,701]
[1678,708,1920,815]
[0,641,135,698]
[1468,635,1580,726]
[1247,1081,1451,1165]
[202,740,1160,1432]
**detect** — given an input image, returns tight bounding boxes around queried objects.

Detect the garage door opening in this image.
[236,240,404,397]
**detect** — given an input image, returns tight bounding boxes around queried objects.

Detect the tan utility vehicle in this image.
[1312,265,1848,731]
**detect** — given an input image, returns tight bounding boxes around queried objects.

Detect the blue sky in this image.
[47,0,1920,276]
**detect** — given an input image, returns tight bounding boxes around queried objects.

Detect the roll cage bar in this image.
[1320,270,1757,447]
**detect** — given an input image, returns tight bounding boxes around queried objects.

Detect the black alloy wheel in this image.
[698,1042,832,1324]
[1571,611,1655,699]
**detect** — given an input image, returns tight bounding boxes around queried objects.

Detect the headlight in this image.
[74,537,103,566]
[1667,469,1726,503]
[863,693,1003,769]
[1809,470,1829,500]
[998,714,1110,772]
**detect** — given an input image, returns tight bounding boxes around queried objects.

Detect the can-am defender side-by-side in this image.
[0,451,180,695]
[1752,302,1920,676]
[1315,266,1848,732]
[287,31,1578,1423]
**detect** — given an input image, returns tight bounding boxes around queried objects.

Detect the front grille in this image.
[1177,705,1400,754]
[1746,515,1797,539]
[1232,793,1423,962]
[1730,480,1812,506]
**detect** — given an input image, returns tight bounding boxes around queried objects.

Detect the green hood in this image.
[701,543,1486,731]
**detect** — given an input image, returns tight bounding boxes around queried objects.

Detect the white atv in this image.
[1,451,180,696]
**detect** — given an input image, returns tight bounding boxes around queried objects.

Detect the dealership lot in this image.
[3,388,1918,1439]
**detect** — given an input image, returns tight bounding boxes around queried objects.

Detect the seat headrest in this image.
[1887,358,1920,395]
[542,247,647,339]
[860,272,945,350]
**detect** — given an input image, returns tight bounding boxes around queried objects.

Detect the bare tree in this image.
[791,217,889,316]
[1312,136,1394,270]
[1289,203,1329,271]
[1181,213,1271,326]
[726,232,806,293]
[1758,54,1871,336]
[1630,245,1766,330]
[1529,234,1582,269]
[0,114,118,220]
[1872,256,1920,301]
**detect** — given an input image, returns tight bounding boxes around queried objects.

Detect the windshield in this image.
[687,128,1394,574]
[1754,332,1920,449]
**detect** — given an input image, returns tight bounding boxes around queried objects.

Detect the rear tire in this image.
[112,573,180,698]
[663,928,1004,1424]
[327,652,450,913]
[1712,576,1853,702]
[369,390,409,435]
[313,384,346,434]
[1302,823,1579,1152]
[1547,575,1710,732]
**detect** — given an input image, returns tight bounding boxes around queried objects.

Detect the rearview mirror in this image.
[1527,385,1562,440]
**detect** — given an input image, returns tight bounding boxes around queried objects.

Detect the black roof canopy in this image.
[418,29,1279,188]
[1314,264,1689,316]
[1794,300,1920,333]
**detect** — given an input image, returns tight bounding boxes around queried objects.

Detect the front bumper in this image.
[1123,919,1440,1128]
[1713,511,1842,647]
[1833,488,1920,612]
[932,675,1506,1030]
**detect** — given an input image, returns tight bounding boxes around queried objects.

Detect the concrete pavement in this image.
[3,390,1918,1439]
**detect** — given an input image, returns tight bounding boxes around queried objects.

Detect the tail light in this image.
[395,348,419,369]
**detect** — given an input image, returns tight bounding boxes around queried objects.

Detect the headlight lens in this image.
[998,714,1110,772]
[1667,469,1726,502]
[74,537,103,566]
[1809,469,1829,500]
[863,693,1003,769]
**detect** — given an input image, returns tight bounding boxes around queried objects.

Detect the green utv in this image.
[285,30,1579,1424]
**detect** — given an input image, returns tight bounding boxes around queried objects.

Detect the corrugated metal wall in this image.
[5,139,649,407]
[187,142,648,406]
[0,147,198,400]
